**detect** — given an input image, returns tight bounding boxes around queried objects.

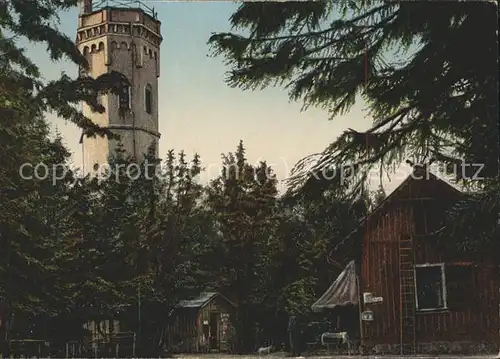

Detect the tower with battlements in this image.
[76,0,162,173]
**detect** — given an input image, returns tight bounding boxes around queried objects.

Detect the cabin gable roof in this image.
[368,170,462,222]
[177,291,237,310]
[331,169,463,256]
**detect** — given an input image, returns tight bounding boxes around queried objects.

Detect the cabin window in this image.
[145,84,152,114]
[415,263,447,311]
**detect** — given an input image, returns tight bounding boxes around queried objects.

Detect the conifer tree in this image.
[203,141,278,351]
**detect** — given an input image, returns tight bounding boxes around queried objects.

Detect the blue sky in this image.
[33,1,411,192]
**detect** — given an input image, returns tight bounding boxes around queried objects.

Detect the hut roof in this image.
[330,169,463,256]
[177,292,236,309]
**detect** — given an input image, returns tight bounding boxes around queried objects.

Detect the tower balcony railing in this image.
[89,0,157,19]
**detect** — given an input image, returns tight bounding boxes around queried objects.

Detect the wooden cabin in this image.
[166,292,237,353]
[320,167,499,355]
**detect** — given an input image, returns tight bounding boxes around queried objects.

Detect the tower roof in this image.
[81,0,158,19]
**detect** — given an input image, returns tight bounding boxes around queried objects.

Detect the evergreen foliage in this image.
[209,0,499,252]
[208,1,498,194]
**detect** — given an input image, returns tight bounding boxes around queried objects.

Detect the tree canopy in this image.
[1,0,129,137]
[209,0,499,253]
[209,1,498,196]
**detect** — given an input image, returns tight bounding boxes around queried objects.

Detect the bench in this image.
[320,332,352,354]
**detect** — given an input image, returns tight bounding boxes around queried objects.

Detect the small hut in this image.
[166,292,237,353]
[82,305,136,357]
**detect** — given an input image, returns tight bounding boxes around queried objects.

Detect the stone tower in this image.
[76,0,162,173]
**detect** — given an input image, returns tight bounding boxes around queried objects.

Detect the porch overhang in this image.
[311,260,358,312]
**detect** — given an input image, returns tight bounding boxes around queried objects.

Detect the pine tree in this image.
[1,0,130,137]
[0,110,78,353]
[1,1,137,348]
[133,149,208,355]
[203,141,278,352]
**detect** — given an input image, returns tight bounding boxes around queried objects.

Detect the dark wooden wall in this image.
[360,177,499,349]
[165,296,235,353]
[165,309,197,352]
[197,296,235,352]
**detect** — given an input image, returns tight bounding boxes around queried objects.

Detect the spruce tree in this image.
[204,141,278,352]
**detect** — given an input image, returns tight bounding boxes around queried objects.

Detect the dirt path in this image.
[172,353,498,359]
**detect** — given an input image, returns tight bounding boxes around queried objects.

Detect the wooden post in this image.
[65,342,68,358]
[132,333,136,357]
[356,273,363,354]
[138,283,141,355]
[497,291,500,358]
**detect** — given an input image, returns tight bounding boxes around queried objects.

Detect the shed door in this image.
[209,312,219,350]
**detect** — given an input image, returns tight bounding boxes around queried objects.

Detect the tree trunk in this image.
[1,312,12,359]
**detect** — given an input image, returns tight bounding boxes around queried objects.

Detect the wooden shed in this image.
[83,312,136,357]
[320,166,499,355]
[165,292,237,353]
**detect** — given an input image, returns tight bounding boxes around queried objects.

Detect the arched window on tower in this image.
[145,84,152,114]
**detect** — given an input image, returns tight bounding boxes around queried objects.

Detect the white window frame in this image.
[414,262,447,312]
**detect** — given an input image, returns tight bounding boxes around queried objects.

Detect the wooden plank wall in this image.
[361,201,412,345]
[165,297,235,353]
[166,311,197,352]
[413,217,499,344]
[197,297,234,352]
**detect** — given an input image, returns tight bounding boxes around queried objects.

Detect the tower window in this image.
[119,84,131,110]
[145,84,152,114]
